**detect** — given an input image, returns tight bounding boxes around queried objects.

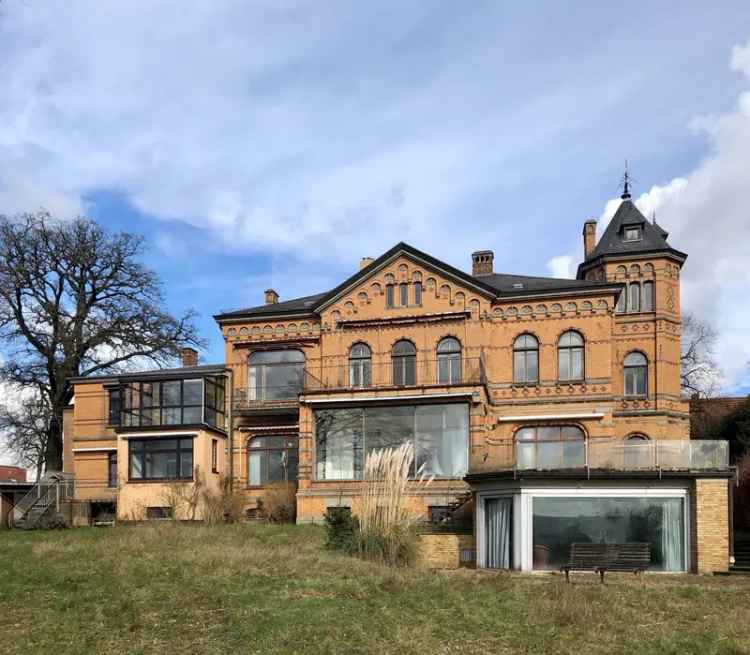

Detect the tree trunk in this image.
[44,414,63,473]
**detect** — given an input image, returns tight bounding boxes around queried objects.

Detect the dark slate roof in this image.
[69,364,225,384]
[215,242,619,321]
[214,293,327,321]
[587,199,683,260]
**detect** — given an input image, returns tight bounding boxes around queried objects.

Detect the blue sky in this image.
[1,1,749,393]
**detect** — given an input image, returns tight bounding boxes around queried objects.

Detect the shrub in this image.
[39,512,70,530]
[258,482,297,523]
[201,475,245,525]
[323,507,359,553]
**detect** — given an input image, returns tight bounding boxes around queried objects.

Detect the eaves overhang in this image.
[577,248,688,279]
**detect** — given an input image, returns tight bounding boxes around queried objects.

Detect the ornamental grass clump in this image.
[354,442,432,567]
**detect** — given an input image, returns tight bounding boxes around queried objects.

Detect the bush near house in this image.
[1,525,750,655]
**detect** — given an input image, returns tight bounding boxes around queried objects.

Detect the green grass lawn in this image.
[1,525,749,655]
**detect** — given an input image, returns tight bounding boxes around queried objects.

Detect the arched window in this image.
[627,433,649,442]
[349,343,372,388]
[247,435,298,486]
[437,337,461,384]
[392,340,416,386]
[513,334,539,384]
[558,331,584,381]
[414,280,422,305]
[628,282,641,312]
[625,433,651,468]
[385,284,395,308]
[642,281,654,311]
[616,288,627,313]
[515,425,585,469]
[624,352,648,397]
[248,349,304,401]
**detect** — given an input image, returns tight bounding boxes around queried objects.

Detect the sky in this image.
[1,0,749,403]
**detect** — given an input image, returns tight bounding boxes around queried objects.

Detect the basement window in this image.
[146,507,172,520]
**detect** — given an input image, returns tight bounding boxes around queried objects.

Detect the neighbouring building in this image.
[50,189,733,573]
[0,466,32,529]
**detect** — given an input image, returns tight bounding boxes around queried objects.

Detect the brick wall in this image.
[419,533,475,569]
[692,478,730,573]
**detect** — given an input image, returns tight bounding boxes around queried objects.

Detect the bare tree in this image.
[681,311,722,398]
[0,389,51,480]
[0,211,204,472]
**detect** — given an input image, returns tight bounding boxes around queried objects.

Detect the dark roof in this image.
[215,241,620,321]
[587,200,683,260]
[214,293,327,321]
[69,364,225,384]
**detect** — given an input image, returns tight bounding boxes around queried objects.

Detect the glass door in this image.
[486,497,513,569]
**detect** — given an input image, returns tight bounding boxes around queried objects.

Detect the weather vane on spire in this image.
[620,160,633,200]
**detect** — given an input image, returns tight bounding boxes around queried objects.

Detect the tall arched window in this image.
[624,352,648,397]
[349,343,372,388]
[437,337,461,384]
[625,433,651,468]
[642,281,654,311]
[515,425,585,469]
[558,331,584,381]
[399,282,409,307]
[247,435,298,486]
[513,334,539,384]
[385,284,395,308]
[248,350,304,401]
[392,340,416,386]
[414,280,422,305]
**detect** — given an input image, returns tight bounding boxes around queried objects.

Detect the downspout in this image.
[226,366,234,491]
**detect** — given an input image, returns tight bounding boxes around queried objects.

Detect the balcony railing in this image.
[470,439,730,475]
[303,357,485,392]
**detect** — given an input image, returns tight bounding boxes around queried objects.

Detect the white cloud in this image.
[546,255,574,279]
[593,37,750,392]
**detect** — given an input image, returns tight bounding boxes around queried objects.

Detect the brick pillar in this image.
[691,479,730,573]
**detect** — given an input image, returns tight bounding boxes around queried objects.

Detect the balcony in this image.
[470,439,731,476]
[303,358,485,392]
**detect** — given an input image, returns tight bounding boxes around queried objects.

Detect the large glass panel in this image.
[249,350,304,400]
[315,409,363,480]
[532,496,685,572]
[162,381,181,406]
[415,404,468,477]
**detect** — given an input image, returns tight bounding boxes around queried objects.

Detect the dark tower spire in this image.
[620,160,632,200]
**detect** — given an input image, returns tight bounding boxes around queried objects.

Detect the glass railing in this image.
[470,439,730,474]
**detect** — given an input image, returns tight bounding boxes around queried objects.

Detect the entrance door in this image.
[486,497,513,569]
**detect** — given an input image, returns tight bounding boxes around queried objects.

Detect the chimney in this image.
[360,257,375,270]
[180,347,198,368]
[264,289,279,305]
[583,220,597,259]
[471,250,494,276]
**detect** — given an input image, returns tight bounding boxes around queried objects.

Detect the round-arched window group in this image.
[348,337,463,388]
[512,330,584,384]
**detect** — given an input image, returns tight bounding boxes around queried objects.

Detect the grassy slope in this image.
[1,525,749,655]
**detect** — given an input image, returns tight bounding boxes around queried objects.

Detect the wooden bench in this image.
[561,542,650,582]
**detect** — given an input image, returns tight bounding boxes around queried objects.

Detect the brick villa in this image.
[15,189,732,573]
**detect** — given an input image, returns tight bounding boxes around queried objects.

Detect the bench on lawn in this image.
[561,542,651,582]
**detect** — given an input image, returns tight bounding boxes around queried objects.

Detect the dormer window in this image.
[624,227,642,242]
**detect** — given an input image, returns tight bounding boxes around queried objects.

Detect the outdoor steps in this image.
[731,539,750,572]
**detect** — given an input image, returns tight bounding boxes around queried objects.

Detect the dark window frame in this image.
[120,379,204,429]
[392,339,417,386]
[246,435,299,487]
[248,350,304,401]
[385,284,395,308]
[107,451,117,488]
[413,281,422,306]
[128,437,194,482]
[107,387,121,426]
[211,439,218,474]
[349,342,372,388]
[399,282,409,307]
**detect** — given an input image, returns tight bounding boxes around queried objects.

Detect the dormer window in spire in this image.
[624,226,642,242]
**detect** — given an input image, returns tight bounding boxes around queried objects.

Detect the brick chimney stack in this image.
[180,347,198,368]
[471,250,494,276]
[360,257,375,270]
[265,289,279,305]
[583,220,597,259]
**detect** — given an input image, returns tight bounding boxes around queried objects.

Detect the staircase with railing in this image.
[11,472,75,529]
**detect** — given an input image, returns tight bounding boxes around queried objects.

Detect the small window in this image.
[385,284,395,308]
[211,439,218,473]
[414,281,422,306]
[558,331,584,382]
[628,283,641,312]
[642,281,654,311]
[146,507,171,520]
[624,352,648,397]
[624,227,641,241]
[107,452,117,488]
[513,334,539,384]
[427,506,452,525]
[399,282,409,307]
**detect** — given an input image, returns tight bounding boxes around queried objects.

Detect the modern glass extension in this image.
[478,488,688,573]
[314,403,469,480]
